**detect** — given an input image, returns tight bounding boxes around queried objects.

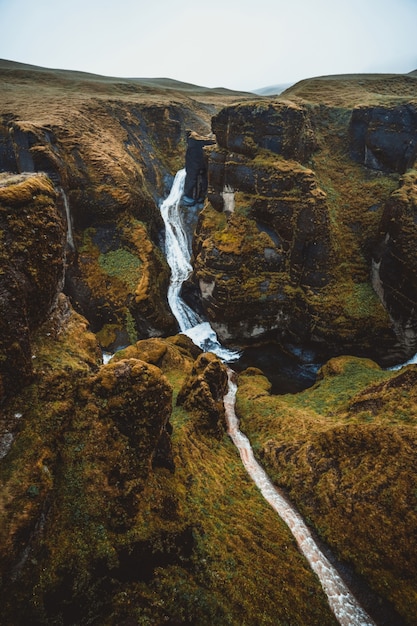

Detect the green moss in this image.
[98,248,143,291]
[125,309,138,344]
[344,282,382,318]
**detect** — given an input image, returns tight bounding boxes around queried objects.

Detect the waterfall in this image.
[160,170,376,626]
[59,187,74,249]
[159,169,239,361]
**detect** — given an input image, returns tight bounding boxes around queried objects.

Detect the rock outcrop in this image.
[0,172,66,402]
[177,351,229,436]
[183,130,215,205]
[350,103,417,173]
[0,60,252,350]
[189,81,417,367]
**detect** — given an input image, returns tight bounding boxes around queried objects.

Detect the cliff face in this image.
[0,173,66,402]
[0,61,252,350]
[190,78,417,366]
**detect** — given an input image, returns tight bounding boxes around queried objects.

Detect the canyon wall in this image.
[191,80,417,368]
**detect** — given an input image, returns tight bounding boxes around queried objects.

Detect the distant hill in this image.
[280,72,417,106]
[252,83,294,96]
[0,58,254,98]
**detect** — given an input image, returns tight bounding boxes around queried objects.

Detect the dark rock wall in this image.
[374,169,417,355]
[350,103,417,173]
[190,96,417,365]
[0,96,213,348]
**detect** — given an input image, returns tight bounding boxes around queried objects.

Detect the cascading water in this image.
[159,169,239,362]
[160,170,376,626]
[58,187,74,249]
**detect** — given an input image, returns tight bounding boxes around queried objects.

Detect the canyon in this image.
[0,59,417,625]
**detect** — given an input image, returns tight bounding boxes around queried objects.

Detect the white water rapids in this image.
[160,169,376,626]
[160,169,239,362]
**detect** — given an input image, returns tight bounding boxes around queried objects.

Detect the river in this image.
[159,168,376,626]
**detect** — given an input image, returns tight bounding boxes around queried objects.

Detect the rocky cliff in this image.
[190,74,417,370]
[0,59,252,354]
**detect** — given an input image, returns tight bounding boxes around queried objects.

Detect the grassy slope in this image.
[0,325,337,624]
[0,58,255,126]
[236,356,417,624]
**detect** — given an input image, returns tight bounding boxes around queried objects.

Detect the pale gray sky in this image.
[1,0,416,91]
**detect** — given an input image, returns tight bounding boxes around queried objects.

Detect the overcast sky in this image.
[1,0,416,91]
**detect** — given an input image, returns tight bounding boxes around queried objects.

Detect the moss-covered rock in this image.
[66,214,177,350]
[212,99,317,161]
[0,172,66,402]
[177,352,229,436]
[190,79,417,365]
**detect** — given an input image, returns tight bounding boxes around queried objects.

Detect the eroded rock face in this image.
[211,100,317,161]
[65,215,178,350]
[90,358,174,479]
[188,92,417,365]
[0,173,66,402]
[177,352,229,436]
[350,103,417,173]
[191,108,333,351]
[373,169,417,356]
[1,104,186,347]
[0,65,236,349]
[183,130,215,204]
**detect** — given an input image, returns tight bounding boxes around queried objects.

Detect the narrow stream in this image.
[224,373,375,626]
[160,169,376,626]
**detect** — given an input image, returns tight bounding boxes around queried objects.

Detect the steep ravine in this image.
[160,169,377,625]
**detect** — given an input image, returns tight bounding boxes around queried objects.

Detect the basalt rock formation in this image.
[183,130,215,205]
[349,102,417,174]
[190,75,417,368]
[373,168,417,355]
